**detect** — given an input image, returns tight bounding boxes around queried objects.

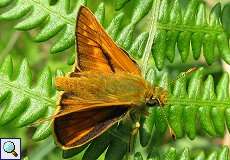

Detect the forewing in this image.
[53,105,128,149]
[73,6,141,75]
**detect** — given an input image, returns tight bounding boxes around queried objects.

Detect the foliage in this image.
[0,0,229,160]
[136,146,230,160]
[148,0,230,70]
[0,0,85,53]
[0,0,152,55]
[0,56,55,140]
[1,0,229,70]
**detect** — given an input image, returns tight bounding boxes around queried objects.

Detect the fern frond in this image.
[0,0,152,55]
[139,67,230,144]
[138,0,230,70]
[63,141,229,160]
[1,53,229,160]
[0,0,86,53]
[1,2,229,159]
[222,3,230,37]
[108,0,153,49]
[115,0,130,10]
[1,50,229,160]
[0,56,56,140]
[144,146,229,160]
[1,0,229,69]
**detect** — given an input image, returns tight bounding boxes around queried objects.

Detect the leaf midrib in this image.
[0,77,56,106]
[31,0,75,25]
[157,23,223,34]
[31,0,224,35]
[168,97,230,107]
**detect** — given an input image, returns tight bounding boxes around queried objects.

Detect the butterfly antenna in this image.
[27,110,82,128]
[26,115,57,128]
[170,67,198,85]
[159,105,176,140]
[161,67,197,139]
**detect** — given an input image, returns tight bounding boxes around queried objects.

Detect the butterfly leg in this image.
[127,111,141,159]
[158,103,176,140]
[169,127,176,140]
[127,121,140,160]
[131,122,140,135]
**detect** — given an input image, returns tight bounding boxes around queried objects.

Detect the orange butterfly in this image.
[53,6,168,150]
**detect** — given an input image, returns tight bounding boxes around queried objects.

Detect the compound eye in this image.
[146,98,160,107]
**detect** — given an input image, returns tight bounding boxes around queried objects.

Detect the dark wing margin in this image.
[71,6,141,76]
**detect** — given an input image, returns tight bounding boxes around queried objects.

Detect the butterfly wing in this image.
[54,5,145,149]
[54,73,147,149]
[54,105,129,149]
[72,6,141,75]
[55,72,147,117]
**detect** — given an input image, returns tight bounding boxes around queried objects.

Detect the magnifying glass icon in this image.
[3,141,18,157]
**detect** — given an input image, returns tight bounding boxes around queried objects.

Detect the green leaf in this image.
[131,0,153,24]
[105,126,128,160]
[0,56,56,140]
[0,0,12,7]
[134,152,143,160]
[0,0,86,54]
[163,147,176,160]
[116,24,135,50]
[129,32,149,59]
[145,147,229,160]
[62,144,88,159]
[0,0,152,55]
[139,108,155,147]
[1,1,230,159]
[95,2,105,25]
[218,146,229,160]
[222,3,230,36]
[82,132,111,160]
[207,151,218,160]
[137,68,230,144]
[146,1,230,70]
[115,0,130,10]
[194,152,205,160]
[106,12,125,40]
[166,69,230,138]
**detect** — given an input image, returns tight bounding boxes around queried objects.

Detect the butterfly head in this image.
[144,86,168,107]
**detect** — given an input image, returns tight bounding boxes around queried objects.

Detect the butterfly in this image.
[53,5,168,150]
